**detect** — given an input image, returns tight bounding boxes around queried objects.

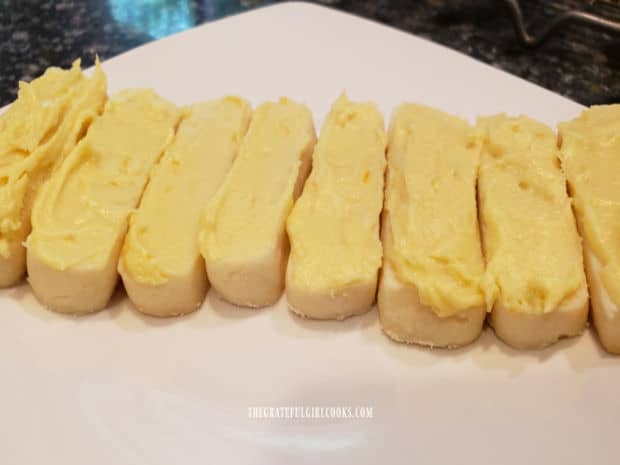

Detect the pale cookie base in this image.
[286,259,376,320]
[26,238,123,314]
[0,240,26,288]
[206,232,288,308]
[378,264,486,349]
[120,258,208,317]
[489,285,589,350]
[582,241,620,354]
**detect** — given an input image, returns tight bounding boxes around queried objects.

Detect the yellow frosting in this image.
[478,115,585,314]
[27,89,180,270]
[286,94,386,291]
[559,105,620,307]
[384,104,485,317]
[0,59,107,257]
[200,97,315,263]
[120,97,252,285]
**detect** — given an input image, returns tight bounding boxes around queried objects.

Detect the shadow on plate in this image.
[364,315,615,375]
[269,302,379,340]
[6,278,616,374]
[111,286,268,332]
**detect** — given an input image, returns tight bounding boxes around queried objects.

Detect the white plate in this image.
[1,3,616,465]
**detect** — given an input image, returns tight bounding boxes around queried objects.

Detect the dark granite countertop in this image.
[1,0,619,107]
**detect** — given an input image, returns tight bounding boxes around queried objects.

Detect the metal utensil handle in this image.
[504,0,620,47]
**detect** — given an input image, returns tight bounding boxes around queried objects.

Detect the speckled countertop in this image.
[1,0,619,106]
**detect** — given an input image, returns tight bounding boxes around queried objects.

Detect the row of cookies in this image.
[1,61,618,353]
